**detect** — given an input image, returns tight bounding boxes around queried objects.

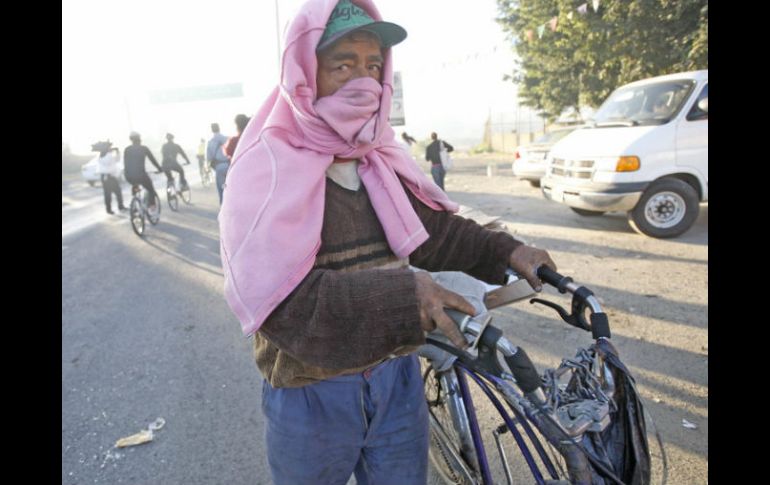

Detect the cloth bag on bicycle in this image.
[570,339,652,485]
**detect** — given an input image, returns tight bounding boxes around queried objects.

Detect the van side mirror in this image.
[697,97,708,113]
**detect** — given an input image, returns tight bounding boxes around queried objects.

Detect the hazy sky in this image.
[62,0,541,153]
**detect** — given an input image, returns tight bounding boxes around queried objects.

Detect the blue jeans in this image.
[261,355,429,485]
[431,164,445,190]
[215,161,229,204]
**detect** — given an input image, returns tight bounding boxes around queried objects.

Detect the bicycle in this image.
[420,266,667,485]
[166,172,191,211]
[200,161,213,187]
[129,183,161,237]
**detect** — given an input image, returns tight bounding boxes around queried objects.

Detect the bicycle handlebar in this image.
[536,265,565,289]
[534,265,610,340]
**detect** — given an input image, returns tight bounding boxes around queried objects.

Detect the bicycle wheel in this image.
[422,360,478,485]
[180,183,192,204]
[129,197,145,236]
[147,193,161,225]
[167,185,179,211]
[427,360,571,485]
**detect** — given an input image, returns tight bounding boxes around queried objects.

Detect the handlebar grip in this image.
[536,265,562,286]
[536,266,572,293]
[590,312,611,340]
[503,347,541,394]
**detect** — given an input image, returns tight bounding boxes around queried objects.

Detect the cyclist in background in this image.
[124,131,162,211]
[161,133,191,190]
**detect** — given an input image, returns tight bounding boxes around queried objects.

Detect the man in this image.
[207,123,229,204]
[425,131,453,190]
[123,132,162,211]
[219,1,556,484]
[160,133,191,190]
[93,140,126,214]
[223,114,250,159]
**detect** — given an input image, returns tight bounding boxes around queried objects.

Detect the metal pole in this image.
[500,113,505,152]
[274,0,281,74]
[124,95,133,131]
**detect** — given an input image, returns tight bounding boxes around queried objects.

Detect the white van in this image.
[540,70,708,238]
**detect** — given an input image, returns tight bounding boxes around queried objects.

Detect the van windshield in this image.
[591,80,696,127]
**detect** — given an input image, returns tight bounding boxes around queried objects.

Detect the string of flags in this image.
[525,0,600,42]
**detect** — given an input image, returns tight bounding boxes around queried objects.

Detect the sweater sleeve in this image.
[258,268,425,370]
[406,189,523,285]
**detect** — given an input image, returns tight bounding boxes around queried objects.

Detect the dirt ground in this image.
[425,153,708,484]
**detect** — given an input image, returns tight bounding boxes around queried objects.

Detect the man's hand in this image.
[414,272,474,349]
[509,245,557,292]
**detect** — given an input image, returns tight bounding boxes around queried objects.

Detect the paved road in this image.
[62,157,707,484]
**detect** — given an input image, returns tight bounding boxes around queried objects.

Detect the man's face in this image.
[316,32,384,99]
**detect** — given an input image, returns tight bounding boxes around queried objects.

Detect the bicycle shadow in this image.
[139,215,223,278]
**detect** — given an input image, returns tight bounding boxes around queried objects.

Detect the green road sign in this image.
[149,84,243,104]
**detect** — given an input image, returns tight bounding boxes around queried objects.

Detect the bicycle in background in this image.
[166,172,191,211]
[200,161,213,187]
[129,184,160,237]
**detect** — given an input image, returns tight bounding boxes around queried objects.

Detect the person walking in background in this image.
[223,114,251,159]
[207,123,230,204]
[425,132,453,190]
[93,140,126,214]
[399,131,418,156]
[196,138,207,177]
[401,131,416,146]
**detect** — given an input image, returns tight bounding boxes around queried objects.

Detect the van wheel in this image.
[88,181,96,187]
[529,180,541,188]
[570,207,605,216]
[628,178,699,238]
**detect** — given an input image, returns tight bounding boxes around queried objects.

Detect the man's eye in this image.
[336,64,350,71]
[369,65,382,71]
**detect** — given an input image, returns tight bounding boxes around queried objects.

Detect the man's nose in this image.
[351,65,374,80]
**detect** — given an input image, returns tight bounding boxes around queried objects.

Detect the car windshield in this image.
[534,129,576,145]
[591,80,696,126]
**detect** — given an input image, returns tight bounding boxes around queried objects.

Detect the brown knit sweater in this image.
[255,178,522,388]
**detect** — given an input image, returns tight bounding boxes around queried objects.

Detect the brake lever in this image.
[530,298,591,332]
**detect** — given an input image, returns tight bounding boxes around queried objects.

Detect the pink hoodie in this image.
[219,0,458,337]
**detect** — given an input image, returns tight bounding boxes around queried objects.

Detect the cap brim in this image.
[317,21,407,51]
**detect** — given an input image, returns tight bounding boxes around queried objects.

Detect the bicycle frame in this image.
[427,345,569,485]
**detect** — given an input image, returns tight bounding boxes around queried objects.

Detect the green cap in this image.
[317,0,407,51]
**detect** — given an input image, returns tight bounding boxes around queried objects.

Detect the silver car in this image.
[512,126,583,187]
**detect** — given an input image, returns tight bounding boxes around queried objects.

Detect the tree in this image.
[496,0,708,121]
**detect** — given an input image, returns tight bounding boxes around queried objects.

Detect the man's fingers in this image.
[522,271,542,292]
[434,310,468,349]
[442,290,476,317]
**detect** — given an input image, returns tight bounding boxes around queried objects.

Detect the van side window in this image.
[686,83,708,121]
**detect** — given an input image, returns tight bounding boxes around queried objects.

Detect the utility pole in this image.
[124,95,133,132]
[274,0,281,74]
[500,112,505,153]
